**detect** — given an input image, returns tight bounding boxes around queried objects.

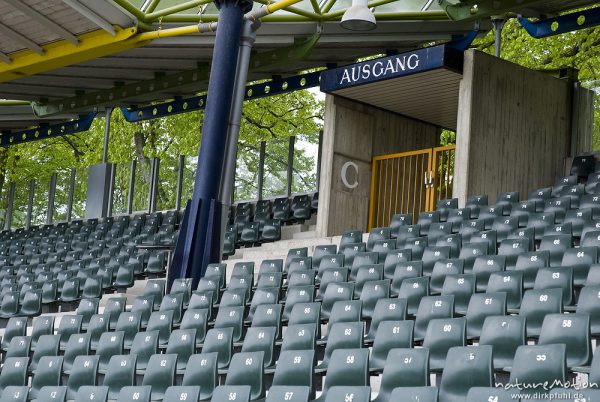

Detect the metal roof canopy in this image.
[0,0,596,132]
[320,44,463,130]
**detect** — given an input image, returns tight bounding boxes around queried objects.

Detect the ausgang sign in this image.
[320,45,463,92]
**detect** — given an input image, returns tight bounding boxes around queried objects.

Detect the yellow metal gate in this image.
[368,145,455,229]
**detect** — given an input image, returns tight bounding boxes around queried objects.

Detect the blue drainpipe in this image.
[180,0,253,289]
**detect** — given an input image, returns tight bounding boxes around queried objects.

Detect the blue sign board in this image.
[320,44,463,93]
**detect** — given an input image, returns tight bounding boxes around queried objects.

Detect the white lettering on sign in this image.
[339,54,421,85]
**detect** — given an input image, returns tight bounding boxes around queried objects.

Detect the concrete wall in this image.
[453,50,578,205]
[316,96,440,237]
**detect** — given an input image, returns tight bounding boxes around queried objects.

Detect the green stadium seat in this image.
[316,322,363,373]
[163,386,200,402]
[430,259,463,294]
[479,315,526,370]
[367,227,391,251]
[287,271,315,288]
[562,246,597,286]
[472,255,506,292]
[131,296,154,328]
[441,274,475,314]
[280,324,317,351]
[369,320,413,373]
[159,293,184,324]
[533,267,574,306]
[372,348,429,402]
[320,282,354,321]
[576,286,600,335]
[30,356,63,400]
[397,276,429,315]
[317,349,369,402]
[354,265,383,297]
[465,387,515,402]
[539,234,572,267]
[31,316,54,349]
[4,336,30,360]
[272,350,315,399]
[538,313,591,367]
[170,278,193,306]
[180,308,209,346]
[96,331,124,374]
[102,297,126,330]
[508,344,566,395]
[241,327,276,368]
[189,291,215,319]
[395,225,421,245]
[63,333,91,374]
[390,261,423,296]
[486,271,523,309]
[256,272,283,289]
[248,288,279,322]
[182,353,219,401]
[265,386,310,402]
[146,310,174,347]
[116,386,152,402]
[520,288,563,337]
[19,290,41,317]
[339,230,363,250]
[383,249,411,279]
[130,330,159,375]
[470,230,497,255]
[0,386,28,402]
[56,315,83,350]
[324,387,371,402]
[29,334,60,372]
[365,298,406,342]
[103,355,136,400]
[115,312,142,349]
[209,385,251,402]
[75,298,98,329]
[458,242,488,272]
[389,387,438,402]
[359,279,390,319]
[465,292,506,339]
[86,314,109,350]
[73,386,108,402]
[515,250,549,289]
[224,352,265,401]
[66,355,99,400]
[166,329,196,372]
[142,354,177,400]
[1,317,27,351]
[414,295,454,341]
[438,346,493,402]
[36,386,67,402]
[423,318,466,370]
[202,328,234,370]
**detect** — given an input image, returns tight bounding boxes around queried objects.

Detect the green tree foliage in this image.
[0,88,323,227]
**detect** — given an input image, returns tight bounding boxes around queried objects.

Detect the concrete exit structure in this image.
[316,48,594,237]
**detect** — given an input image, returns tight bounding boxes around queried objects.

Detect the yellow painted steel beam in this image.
[0,27,143,84]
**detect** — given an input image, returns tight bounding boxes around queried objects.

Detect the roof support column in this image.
[492,18,506,58]
[176,0,253,290]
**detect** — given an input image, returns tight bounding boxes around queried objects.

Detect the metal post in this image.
[286,136,295,196]
[257,141,266,200]
[127,160,136,214]
[107,164,116,217]
[148,157,160,213]
[47,173,57,224]
[176,155,185,211]
[316,130,323,189]
[26,180,35,229]
[4,183,15,230]
[219,19,257,228]
[66,169,76,222]
[492,18,506,58]
[179,0,253,289]
[102,107,113,164]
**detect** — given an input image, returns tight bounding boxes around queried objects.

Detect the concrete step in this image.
[292,230,317,240]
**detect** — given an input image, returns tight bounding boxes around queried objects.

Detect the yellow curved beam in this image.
[0,27,142,84]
